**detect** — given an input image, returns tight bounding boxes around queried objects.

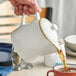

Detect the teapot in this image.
[11,13,59,62]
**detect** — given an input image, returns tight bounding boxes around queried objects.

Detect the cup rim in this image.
[64,35,76,44]
[53,64,76,73]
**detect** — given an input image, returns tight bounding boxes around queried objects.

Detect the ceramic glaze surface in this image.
[11,18,58,62]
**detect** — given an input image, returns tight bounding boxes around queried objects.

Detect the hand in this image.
[9,0,41,15]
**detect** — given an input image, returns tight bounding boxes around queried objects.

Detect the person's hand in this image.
[9,0,41,15]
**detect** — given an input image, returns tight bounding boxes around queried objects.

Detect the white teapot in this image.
[11,14,59,62]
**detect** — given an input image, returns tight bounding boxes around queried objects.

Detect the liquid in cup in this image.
[47,64,76,76]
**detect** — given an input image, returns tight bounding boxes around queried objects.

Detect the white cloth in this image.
[0,52,11,62]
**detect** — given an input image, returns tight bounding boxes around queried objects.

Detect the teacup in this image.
[47,64,76,76]
[64,35,76,51]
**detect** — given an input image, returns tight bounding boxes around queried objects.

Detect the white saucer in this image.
[65,46,76,56]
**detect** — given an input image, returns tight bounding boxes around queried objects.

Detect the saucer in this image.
[65,46,76,56]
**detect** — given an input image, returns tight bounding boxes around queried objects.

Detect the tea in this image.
[57,49,68,70]
[47,64,76,76]
[58,68,76,72]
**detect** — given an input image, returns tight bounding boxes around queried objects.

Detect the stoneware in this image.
[64,35,76,51]
[11,13,61,62]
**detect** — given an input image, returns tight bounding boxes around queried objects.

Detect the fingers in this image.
[16,0,41,13]
[30,0,41,12]
[23,5,36,15]
[23,5,30,15]
[14,5,23,15]
[14,5,41,15]
[9,0,41,15]
[18,5,23,15]
[26,0,41,13]
[14,6,19,15]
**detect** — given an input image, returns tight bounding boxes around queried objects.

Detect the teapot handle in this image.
[20,14,26,25]
[20,12,40,26]
[21,0,40,25]
[35,12,40,20]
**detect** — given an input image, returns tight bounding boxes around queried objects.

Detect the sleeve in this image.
[0,0,7,4]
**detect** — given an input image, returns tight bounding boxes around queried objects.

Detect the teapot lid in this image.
[39,18,60,50]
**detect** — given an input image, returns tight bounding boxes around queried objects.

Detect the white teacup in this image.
[64,35,76,51]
